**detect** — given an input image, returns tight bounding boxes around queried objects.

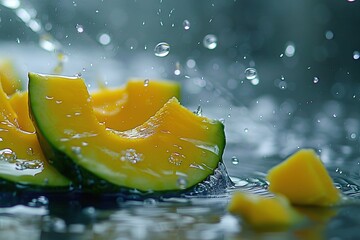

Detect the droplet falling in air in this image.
[76,24,84,33]
[177,177,187,190]
[154,42,170,57]
[231,156,239,165]
[325,30,334,40]
[183,19,190,30]
[285,42,296,57]
[313,77,319,83]
[244,68,257,80]
[203,34,217,49]
[353,51,360,60]
[144,79,149,87]
[98,33,111,45]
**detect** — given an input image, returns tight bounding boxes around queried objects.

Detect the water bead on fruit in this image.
[244,68,257,80]
[203,34,217,50]
[154,42,170,57]
[177,177,188,189]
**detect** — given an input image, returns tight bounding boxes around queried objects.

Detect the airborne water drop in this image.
[154,42,170,57]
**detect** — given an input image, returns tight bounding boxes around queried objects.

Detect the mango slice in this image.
[0,59,22,95]
[9,91,35,133]
[28,73,225,192]
[9,79,180,133]
[91,79,180,131]
[267,149,341,206]
[227,191,301,229]
[0,81,70,189]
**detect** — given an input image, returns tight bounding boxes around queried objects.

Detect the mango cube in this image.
[227,191,300,229]
[267,149,340,206]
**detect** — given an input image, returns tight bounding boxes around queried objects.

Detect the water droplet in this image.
[45,96,54,100]
[154,42,170,57]
[231,156,239,165]
[353,51,360,60]
[76,24,84,33]
[183,19,190,30]
[27,147,34,156]
[325,30,334,40]
[71,146,81,155]
[16,38,20,44]
[279,53,284,58]
[186,59,196,68]
[203,34,217,49]
[244,68,257,80]
[0,0,20,9]
[279,81,287,90]
[168,152,184,166]
[16,160,43,170]
[350,133,357,139]
[285,42,296,57]
[194,105,202,116]
[98,33,111,45]
[244,128,248,133]
[120,149,143,164]
[144,79,149,87]
[0,149,17,162]
[313,77,319,83]
[177,177,187,190]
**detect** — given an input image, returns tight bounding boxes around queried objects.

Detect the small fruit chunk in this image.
[227,191,301,229]
[91,79,180,131]
[267,149,340,206]
[0,59,22,95]
[0,81,70,189]
[28,73,225,192]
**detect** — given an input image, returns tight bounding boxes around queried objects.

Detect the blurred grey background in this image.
[0,0,359,108]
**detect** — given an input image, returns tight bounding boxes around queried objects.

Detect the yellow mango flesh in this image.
[228,191,300,229]
[267,149,340,206]
[29,73,225,191]
[0,82,70,188]
[0,59,22,95]
[91,79,180,131]
[9,91,35,133]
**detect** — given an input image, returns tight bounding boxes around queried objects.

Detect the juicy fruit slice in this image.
[0,82,70,189]
[9,91,35,132]
[0,59,22,95]
[227,191,301,229]
[91,79,180,131]
[267,149,341,206]
[28,73,225,192]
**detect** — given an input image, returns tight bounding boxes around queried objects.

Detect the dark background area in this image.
[0,0,359,108]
